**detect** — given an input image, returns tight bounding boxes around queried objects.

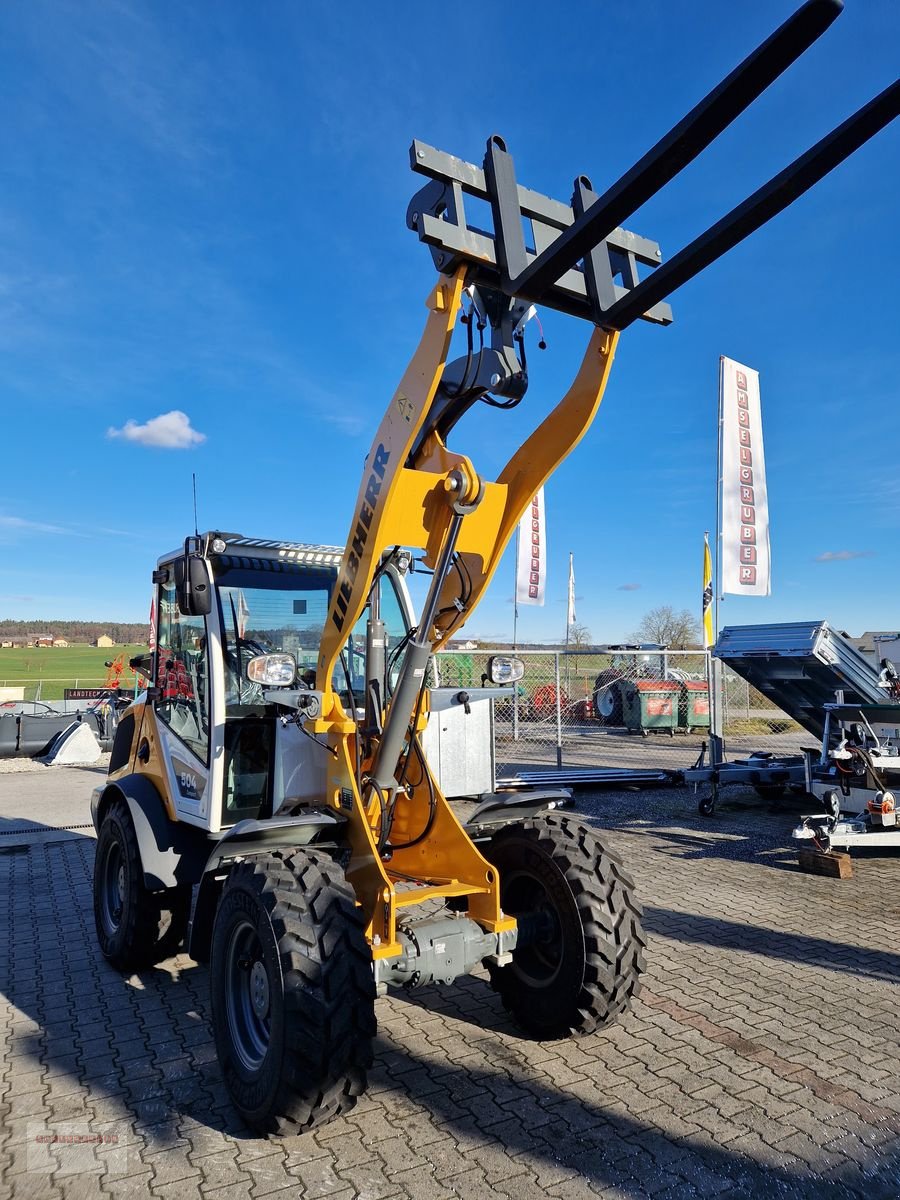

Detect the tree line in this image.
[0,620,150,644]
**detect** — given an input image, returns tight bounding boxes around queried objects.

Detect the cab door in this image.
[150,572,213,826]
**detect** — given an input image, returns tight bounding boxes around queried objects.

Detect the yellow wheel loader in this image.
[90,0,898,1134]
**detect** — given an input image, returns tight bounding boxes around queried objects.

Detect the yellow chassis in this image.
[312,268,619,959]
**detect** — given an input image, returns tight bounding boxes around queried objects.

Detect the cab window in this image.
[155,580,209,762]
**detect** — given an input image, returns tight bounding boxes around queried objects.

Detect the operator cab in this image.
[146,534,411,833]
[602,644,668,676]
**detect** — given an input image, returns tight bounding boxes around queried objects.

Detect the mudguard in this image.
[92,775,210,891]
[464,789,573,840]
[187,810,349,962]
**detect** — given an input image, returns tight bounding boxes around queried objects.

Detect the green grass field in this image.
[0,644,147,700]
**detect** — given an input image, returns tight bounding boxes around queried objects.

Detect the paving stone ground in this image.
[1,769,899,1198]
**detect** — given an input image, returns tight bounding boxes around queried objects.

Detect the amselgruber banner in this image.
[720,356,771,596]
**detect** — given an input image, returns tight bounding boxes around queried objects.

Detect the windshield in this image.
[213,558,336,706]
[211,555,411,711]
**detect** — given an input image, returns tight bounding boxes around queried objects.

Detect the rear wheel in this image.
[483,814,644,1038]
[93,798,191,970]
[210,849,375,1135]
[593,676,624,725]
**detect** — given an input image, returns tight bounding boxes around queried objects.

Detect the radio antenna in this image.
[192,473,199,538]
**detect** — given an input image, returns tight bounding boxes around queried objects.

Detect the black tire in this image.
[93,798,191,970]
[482,814,644,1039]
[210,849,376,1135]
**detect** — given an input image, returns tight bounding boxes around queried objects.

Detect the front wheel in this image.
[210,849,376,1135]
[483,814,645,1039]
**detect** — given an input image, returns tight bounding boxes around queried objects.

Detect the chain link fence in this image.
[3,656,806,776]
[433,648,805,779]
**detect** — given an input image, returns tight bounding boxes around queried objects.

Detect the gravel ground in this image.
[0,754,111,775]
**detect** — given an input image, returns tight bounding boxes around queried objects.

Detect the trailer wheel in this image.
[93,799,191,970]
[210,849,375,1135]
[483,814,644,1039]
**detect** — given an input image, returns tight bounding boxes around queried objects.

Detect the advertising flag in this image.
[567,553,576,626]
[237,590,250,638]
[720,356,771,596]
[702,532,714,649]
[515,487,546,607]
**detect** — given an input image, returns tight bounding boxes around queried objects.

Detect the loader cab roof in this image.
[157,533,344,570]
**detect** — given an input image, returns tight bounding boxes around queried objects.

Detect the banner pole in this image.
[512,525,520,741]
[513,525,520,651]
[715,355,724,617]
[565,551,575,693]
[710,357,726,768]
[564,552,570,692]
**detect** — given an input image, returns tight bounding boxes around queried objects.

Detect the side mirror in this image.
[486,655,525,685]
[129,653,154,681]
[247,653,297,687]
[173,551,212,616]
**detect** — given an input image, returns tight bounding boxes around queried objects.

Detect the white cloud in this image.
[0,515,66,534]
[107,410,206,449]
[814,550,875,562]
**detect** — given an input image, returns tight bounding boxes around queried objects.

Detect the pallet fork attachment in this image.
[408,1,896,330]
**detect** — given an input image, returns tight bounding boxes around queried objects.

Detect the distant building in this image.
[52,637,69,648]
[855,631,900,659]
[0,640,12,648]
[33,636,53,648]
[95,635,115,648]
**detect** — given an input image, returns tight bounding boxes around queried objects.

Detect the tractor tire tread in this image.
[213,849,375,1136]
[485,812,645,1038]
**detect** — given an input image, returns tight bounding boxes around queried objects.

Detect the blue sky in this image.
[0,1,897,642]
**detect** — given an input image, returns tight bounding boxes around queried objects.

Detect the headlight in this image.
[247,653,297,687]
[486,655,525,685]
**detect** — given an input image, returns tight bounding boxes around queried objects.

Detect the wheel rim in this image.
[99,838,125,936]
[224,918,271,1072]
[503,869,565,987]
